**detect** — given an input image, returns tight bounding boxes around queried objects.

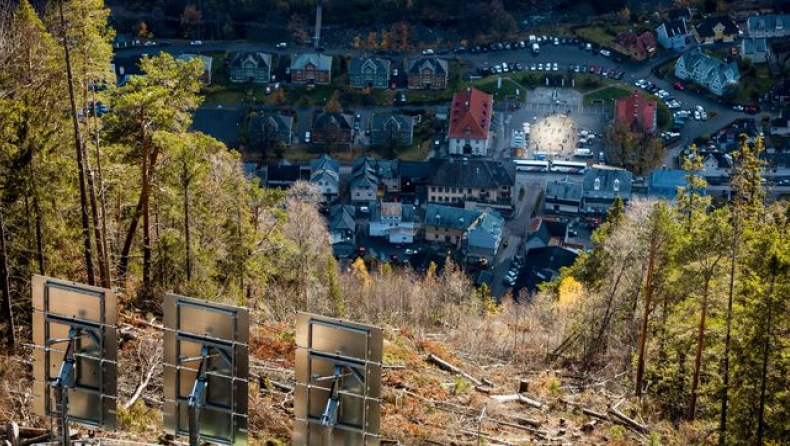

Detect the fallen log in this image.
[474,386,493,394]
[608,407,648,434]
[492,419,548,437]
[512,416,542,428]
[582,407,610,421]
[426,354,482,386]
[459,428,517,445]
[17,427,47,438]
[490,393,543,409]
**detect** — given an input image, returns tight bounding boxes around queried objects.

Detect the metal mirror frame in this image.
[162,293,249,446]
[31,275,118,434]
[294,312,383,446]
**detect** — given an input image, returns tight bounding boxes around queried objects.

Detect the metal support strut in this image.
[51,328,78,446]
[187,345,210,446]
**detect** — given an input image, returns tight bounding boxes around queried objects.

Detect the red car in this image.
[589,64,596,73]
[745,105,759,114]
[672,82,684,90]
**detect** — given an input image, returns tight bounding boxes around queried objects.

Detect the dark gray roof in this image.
[518,247,579,294]
[248,113,293,134]
[329,205,356,232]
[230,51,272,69]
[313,112,353,130]
[424,204,481,230]
[399,161,432,179]
[371,115,414,133]
[407,57,448,75]
[310,154,340,173]
[582,168,633,199]
[349,57,391,74]
[266,164,300,185]
[545,179,583,201]
[695,16,738,38]
[428,159,515,189]
[291,53,332,71]
[661,19,689,38]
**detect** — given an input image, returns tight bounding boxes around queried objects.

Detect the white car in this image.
[275,42,288,48]
[422,48,435,55]
[695,105,705,112]
[693,110,701,121]
[552,62,559,71]
[189,40,203,46]
[304,131,311,143]
[537,63,544,70]
[600,49,611,57]
[635,79,647,87]
[667,100,681,109]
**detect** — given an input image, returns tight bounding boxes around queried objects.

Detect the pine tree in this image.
[106,53,203,293]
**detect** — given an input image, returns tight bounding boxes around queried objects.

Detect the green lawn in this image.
[582,84,633,106]
[735,64,774,104]
[574,24,631,47]
[203,89,246,105]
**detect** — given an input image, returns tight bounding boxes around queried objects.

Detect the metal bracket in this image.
[51,328,78,446]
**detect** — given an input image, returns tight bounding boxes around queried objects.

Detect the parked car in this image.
[189,40,203,46]
[599,49,611,57]
[422,48,435,55]
[672,81,685,90]
[275,42,288,48]
[304,131,311,143]
[745,105,759,114]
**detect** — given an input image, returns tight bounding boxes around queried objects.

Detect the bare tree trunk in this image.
[58,0,94,285]
[118,144,160,281]
[141,121,151,289]
[0,208,14,353]
[688,275,711,420]
[92,88,112,287]
[719,217,738,445]
[756,274,775,444]
[87,89,111,288]
[635,239,656,397]
[184,180,192,281]
[27,163,45,275]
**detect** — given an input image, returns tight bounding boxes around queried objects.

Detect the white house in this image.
[741,37,770,64]
[368,202,416,244]
[675,47,740,96]
[448,87,493,156]
[310,154,340,203]
[747,14,790,38]
[656,19,692,51]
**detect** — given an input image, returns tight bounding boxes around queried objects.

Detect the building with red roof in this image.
[611,31,657,61]
[448,87,493,156]
[614,90,657,136]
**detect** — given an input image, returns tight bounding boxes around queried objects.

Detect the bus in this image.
[514,159,550,172]
[550,160,588,174]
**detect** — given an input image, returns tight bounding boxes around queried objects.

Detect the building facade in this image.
[290,53,333,85]
[448,87,493,156]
